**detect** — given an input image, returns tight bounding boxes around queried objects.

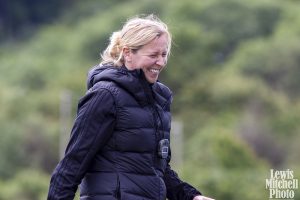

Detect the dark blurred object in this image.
[0,0,74,41]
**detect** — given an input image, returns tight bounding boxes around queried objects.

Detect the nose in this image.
[156,55,166,66]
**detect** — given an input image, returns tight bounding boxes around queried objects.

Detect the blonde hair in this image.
[100,14,172,67]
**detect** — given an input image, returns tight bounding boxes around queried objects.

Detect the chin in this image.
[144,76,156,84]
[147,79,157,84]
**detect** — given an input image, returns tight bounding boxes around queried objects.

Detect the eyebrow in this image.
[143,50,167,55]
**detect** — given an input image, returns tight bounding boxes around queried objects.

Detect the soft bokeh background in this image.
[0,0,299,199]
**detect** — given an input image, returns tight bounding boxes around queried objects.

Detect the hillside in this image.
[0,0,300,199]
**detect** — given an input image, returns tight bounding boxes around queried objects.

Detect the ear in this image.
[123,46,131,63]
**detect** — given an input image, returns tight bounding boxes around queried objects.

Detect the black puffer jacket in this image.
[48,65,201,200]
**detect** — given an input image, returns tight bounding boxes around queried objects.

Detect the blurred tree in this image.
[198,0,281,62]
[0,169,49,200]
[161,0,281,94]
[0,0,300,199]
[237,39,300,98]
[0,124,26,179]
[181,126,268,200]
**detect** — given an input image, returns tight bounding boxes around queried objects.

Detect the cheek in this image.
[133,56,157,69]
[131,57,145,68]
[142,58,157,67]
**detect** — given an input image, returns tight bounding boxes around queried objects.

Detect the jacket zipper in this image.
[115,174,121,200]
[151,105,165,200]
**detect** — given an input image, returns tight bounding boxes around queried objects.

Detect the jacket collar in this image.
[87,64,172,108]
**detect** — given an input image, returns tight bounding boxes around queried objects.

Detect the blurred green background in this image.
[0,0,299,199]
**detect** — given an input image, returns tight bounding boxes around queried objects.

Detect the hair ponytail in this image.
[101,31,124,66]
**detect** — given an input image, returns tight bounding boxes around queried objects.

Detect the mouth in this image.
[149,68,160,74]
[143,67,163,83]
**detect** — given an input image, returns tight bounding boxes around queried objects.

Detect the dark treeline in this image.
[0,0,75,40]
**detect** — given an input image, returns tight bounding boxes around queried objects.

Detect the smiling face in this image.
[124,34,169,83]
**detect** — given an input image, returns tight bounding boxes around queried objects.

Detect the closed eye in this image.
[149,55,157,58]
[148,53,167,58]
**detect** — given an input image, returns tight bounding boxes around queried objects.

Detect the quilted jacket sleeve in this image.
[164,163,202,200]
[47,87,116,200]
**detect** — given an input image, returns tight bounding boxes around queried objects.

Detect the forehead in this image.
[140,34,169,53]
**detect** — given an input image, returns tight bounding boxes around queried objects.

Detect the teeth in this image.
[150,69,160,73]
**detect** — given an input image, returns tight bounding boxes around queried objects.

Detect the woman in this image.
[48,15,214,200]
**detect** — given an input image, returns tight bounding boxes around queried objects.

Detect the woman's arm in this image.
[47,87,116,200]
[164,164,201,200]
[164,165,215,200]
